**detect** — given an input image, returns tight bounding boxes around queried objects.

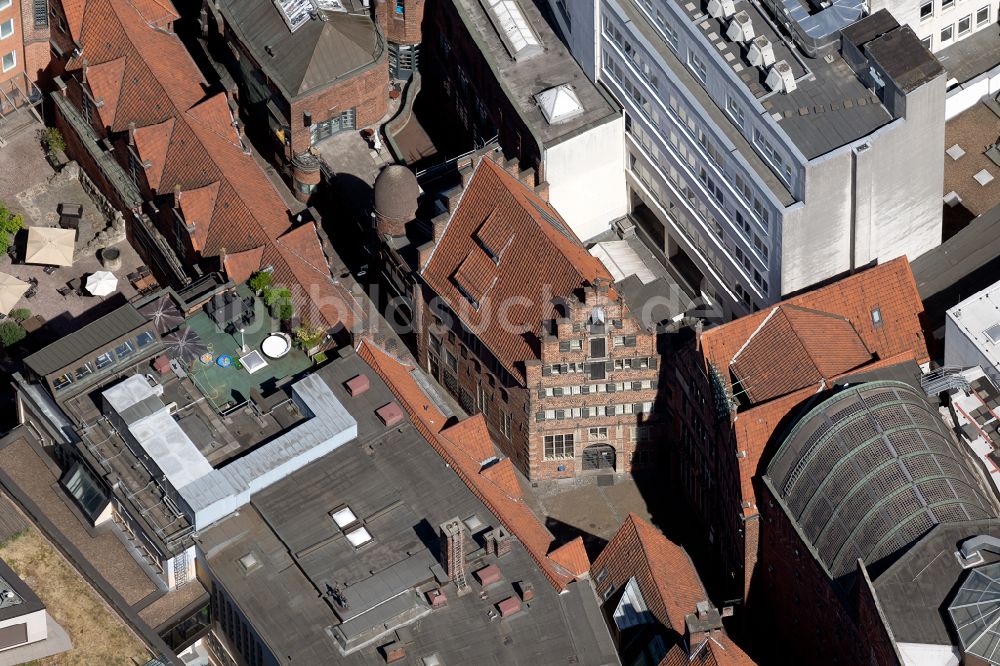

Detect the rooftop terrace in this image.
[183,287,313,413]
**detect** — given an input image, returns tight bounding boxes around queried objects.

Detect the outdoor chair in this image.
[43,265,58,275]
[57,286,72,298]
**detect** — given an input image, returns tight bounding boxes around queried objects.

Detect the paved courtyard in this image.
[0,121,146,334]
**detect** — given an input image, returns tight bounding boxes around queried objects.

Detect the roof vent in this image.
[765,61,797,94]
[726,11,755,43]
[707,0,737,19]
[747,35,775,68]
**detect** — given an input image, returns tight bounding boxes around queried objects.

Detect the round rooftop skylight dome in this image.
[766,380,997,581]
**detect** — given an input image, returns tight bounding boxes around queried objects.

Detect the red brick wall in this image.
[383,0,424,46]
[415,279,664,481]
[755,480,884,665]
[525,286,661,480]
[287,63,388,157]
[17,0,49,82]
[424,0,543,178]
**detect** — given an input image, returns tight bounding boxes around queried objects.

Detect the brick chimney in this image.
[440,518,470,595]
[128,121,136,146]
[173,184,182,208]
[484,526,512,558]
[80,59,89,82]
[684,601,724,654]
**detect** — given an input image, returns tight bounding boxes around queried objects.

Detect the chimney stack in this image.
[484,526,512,558]
[173,184,182,208]
[128,121,136,146]
[684,601,724,654]
[440,518,471,595]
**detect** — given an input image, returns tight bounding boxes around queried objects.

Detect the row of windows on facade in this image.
[543,429,655,459]
[557,334,638,352]
[609,56,775,294]
[633,139,772,291]
[536,401,655,422]
[539,379,657,397]
[918,3,992,48]
[603,11,795,192]
[628,148,769,309]
[542,355,658,377]
[51,331,156,390]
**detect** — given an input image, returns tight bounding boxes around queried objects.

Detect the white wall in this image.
[0,608,48,651]
[945,314,1000,386]
[545,116,628,242]
[873,0,997,52]
[946,65,1000,118]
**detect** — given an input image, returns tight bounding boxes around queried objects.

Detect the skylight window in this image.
[345,526,373,547]
[331,506,357,528]
[485,0,541,59]
[274,0,313,32]
[985,324,1000,344]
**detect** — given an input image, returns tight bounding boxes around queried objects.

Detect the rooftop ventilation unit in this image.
[707,0,737,19]
[747,35,775,68]
[765,60,797,94]
[726,11,755,43]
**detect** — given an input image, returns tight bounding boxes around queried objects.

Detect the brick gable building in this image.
[384,154,663,480]
[665,257,931,602]
[592,513,756,666]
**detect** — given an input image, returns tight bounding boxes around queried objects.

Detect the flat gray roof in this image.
[911,202,1000,331]
[217,0,383,100]
[936,25,1000,86]
[873,519,1000,647]
[198,351,619,665]
[0,558,44,623]
[24,304,148,376]
[673,0,893,160]
[102,375,214,491]
[452,0,620,148]
[180,372,358,528]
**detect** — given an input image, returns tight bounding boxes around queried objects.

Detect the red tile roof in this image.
[178,181,220,252]
[594,513,709,633]
[85,58,126,128]
[421,157,613,380]
[598,515,757,666]
[701,257,928,386]
[66,0,359,332]
[132,118,174,192]
[697,259,929,522]
[730,304,872,404]
[547,537,590,577]
[357,339,586,591]
[660,635,757,666]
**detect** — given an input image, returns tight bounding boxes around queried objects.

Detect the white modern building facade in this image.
[546,0,946,318]
[886,0,997,52]
[946,280,1000,388]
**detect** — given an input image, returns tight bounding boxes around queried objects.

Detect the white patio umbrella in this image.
[85,271,118,297]
[0,272,29,313]
[25,227,75,266]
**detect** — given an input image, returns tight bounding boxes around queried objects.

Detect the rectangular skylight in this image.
[275,0,312,32]
[985,323,1000,344]
[484,0,540,57]
[345,526,372,547]
[331,506,357,528]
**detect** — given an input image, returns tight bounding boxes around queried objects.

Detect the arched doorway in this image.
[582,444,616,472]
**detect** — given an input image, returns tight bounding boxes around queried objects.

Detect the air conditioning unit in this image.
[747,35,775,68]
[707,0,737,19]
[765,60,797,93]
[726,11,755,43]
